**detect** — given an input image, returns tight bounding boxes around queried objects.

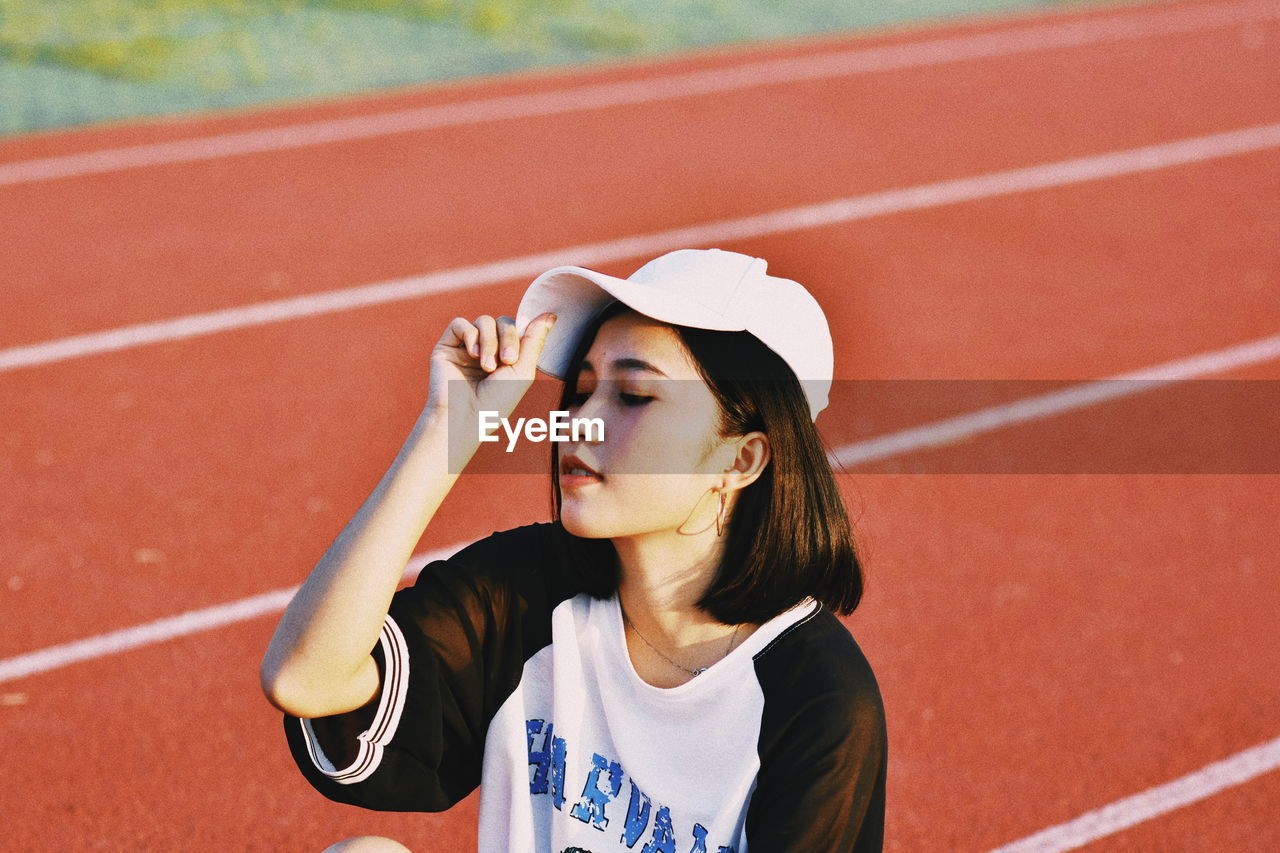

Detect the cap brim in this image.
[516,265,743,379]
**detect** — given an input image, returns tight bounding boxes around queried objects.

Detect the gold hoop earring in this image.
[715,489,727,537]
[676,488,720,536]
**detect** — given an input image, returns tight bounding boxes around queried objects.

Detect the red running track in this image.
[2,0,1279,849]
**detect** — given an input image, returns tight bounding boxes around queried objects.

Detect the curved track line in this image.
[3,121,1278,374]
[0,0,1276,187]
[4,328,1279,686]
[986,737,1280,852]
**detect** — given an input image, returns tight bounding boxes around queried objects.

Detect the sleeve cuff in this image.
[296,614,412,785]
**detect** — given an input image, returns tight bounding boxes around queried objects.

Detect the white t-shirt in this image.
[284,523,886,852]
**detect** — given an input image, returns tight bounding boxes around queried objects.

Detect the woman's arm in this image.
[260,404,460,718]
[259,312,556,719]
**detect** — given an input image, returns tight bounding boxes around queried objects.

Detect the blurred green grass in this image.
[0,0,1080,135]
[0,0,642,87]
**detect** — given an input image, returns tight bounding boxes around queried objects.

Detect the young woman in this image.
[261,248,887,852]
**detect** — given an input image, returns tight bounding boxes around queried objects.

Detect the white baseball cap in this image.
[515,248,834,419]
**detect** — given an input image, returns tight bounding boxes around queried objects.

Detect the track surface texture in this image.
[2,1,1278,850]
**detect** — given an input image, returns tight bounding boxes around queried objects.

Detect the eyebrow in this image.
[579,358,670,378]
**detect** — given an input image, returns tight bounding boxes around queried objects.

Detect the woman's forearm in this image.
[260,404,473,718]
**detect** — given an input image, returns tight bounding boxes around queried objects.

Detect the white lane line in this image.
[5,121,1279,375]
[1,0,1276,186]
[986,736,1280,852]
[3,325,1279,685]
[832,333,1280,467]
[0,543,462,685]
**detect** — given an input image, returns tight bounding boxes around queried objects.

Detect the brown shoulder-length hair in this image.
[551,301,865,626]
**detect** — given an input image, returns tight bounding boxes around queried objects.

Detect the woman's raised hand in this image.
[427,312,557,419]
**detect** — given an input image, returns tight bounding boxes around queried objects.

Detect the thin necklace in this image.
[620,603,741,678]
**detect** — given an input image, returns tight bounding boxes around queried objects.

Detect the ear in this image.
[722,431,770,493]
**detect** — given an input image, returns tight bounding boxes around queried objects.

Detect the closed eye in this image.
[567,389,653,407]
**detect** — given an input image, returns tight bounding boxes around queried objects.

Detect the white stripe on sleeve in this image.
[298,614,412,785]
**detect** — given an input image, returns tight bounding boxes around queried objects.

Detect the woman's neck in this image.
[611,528,730,645]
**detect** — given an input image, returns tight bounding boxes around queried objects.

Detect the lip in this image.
[559,453,603,488]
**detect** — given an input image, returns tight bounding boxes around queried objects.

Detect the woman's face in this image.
[556,309,739,540]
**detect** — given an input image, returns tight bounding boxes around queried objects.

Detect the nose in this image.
[568,386,608,444]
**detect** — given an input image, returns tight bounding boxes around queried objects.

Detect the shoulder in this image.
[406,521,605,606]
[442,521,566,563]
[751,605,884,733]
[744,606,887,850]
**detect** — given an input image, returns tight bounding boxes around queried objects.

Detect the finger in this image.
[514,313,557,374]
[439,317,479,358]
[475,314,499,372]
[496,316,520,365]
